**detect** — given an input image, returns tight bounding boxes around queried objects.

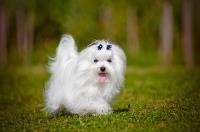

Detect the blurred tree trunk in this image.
[16,10,34,65]
[182,0,194,68]
[127,6,139,54]
[16,10,25,58]
[0,7,9,67]
[24,11,34,65]
[160,2,173,66]
[100,6,113,39]
[193,0,200,63]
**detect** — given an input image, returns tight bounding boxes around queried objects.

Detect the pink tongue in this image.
[98,73,107,83]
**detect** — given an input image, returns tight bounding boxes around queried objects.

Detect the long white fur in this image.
[45,34,126,115]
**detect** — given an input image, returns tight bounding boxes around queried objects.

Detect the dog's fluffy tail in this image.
[49,34,78,73]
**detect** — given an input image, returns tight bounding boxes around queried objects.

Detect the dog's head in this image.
[77,40,126,88]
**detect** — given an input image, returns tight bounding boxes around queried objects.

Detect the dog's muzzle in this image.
[98,72,108,83]
[100,66,106,72]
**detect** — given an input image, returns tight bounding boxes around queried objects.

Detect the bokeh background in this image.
[0,0,200,131]
[0,0,200,67]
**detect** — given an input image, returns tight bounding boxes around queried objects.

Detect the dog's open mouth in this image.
[98,72,108,83]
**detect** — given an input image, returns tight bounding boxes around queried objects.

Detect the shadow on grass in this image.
[48,104,131,119]
[113,104,131,113]
[113,108,130,113]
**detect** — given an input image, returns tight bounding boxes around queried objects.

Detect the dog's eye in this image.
[94,59,98,63]
[107,59,112,63]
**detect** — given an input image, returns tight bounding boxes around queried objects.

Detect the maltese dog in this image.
[45,34,126,116]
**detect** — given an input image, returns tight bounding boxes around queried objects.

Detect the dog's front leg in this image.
[88,98,113,115]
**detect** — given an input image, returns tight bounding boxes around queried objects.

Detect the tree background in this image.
[0,0,200,68]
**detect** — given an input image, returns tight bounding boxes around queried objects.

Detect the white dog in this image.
[45,35,126,116]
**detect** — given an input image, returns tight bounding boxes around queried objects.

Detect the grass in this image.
[0,65,200,131]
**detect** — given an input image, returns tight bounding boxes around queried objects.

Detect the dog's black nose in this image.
[100,66,106,72]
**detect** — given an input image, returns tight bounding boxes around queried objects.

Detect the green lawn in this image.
[0,66,200,131]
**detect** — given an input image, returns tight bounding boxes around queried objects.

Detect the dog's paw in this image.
[50,111,58,118]
[95,105,113,115]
